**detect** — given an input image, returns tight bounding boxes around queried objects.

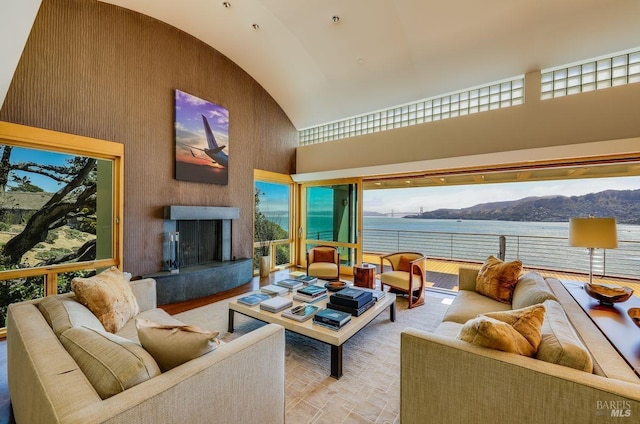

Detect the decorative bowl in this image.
[324,281,347,292]
[629,308,640,328]
[584,283,633,306]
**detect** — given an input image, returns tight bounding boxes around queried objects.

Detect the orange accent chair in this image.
[379,252,426,308]
[306,246,340,281]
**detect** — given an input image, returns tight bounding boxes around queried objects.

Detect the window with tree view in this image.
[0,142,118,327]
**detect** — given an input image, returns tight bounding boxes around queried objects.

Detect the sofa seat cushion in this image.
[116,308,184,343]
[442,290,512,324]
[38,294,105,336]
[136,319,221,371]
[72,266,140,333]
[512,272,557,309]
[381,270,423,292]
[434,321,464,338]
[59,326,161,399]
[536,300,593,373]
[475,256,522,304]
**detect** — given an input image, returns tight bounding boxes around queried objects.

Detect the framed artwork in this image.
[174,89,229,185]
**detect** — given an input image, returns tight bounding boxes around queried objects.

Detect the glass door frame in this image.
[253,169,297,274]
[298,177,363,276]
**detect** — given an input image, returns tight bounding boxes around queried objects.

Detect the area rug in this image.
[173,292,452,424]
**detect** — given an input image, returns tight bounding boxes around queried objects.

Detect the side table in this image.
[353,263,376,289]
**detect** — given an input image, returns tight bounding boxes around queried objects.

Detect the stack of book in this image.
[237,293,271,306]
[275,279,304,291]
[281,304,319,322]
[327,287,375,317]
[260,284,289,296]
[259,296,293,313]
[312,308,351,330]
[293,284,328,303]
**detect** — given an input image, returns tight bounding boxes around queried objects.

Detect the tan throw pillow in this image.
[72,266,140,333]
[484,304,546,352]
[60,326,161,399]
[457,304,546,357]
[475,256,523,304]
[136,318,221,371]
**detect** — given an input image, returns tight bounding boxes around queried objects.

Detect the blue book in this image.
[237,293,271,306]
[297,284,327,297]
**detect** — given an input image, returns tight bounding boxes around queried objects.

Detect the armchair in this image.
[380,252,426,308]
[306,245,340,280]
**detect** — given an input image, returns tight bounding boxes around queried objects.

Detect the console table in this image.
[562,280,640,377]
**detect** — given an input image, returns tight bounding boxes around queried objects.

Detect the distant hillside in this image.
[406,189,640,225]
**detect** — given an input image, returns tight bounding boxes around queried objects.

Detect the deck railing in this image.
[362,228,640,279]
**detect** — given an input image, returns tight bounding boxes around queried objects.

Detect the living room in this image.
[2,1,640,423]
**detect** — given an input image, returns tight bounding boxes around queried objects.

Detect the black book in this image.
[329,291,373,309]
[313,308,351,327]
[326,298,376,317]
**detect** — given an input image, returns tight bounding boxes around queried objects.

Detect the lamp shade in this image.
[569,217,618,249]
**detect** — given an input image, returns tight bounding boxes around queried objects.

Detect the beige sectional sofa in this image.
[401,268,640,423]
[7,278,286,424]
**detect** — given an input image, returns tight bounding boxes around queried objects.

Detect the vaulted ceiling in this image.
[96,0,640,130]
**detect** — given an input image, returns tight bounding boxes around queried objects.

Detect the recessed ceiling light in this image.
[404,180,411,184]
[332,16,340,23]
[356,58,366,65]
[374,182,381,185]
[222,2,231,8]
[252,24,260,30]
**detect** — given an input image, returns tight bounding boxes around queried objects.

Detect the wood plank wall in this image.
[0,0,298,276]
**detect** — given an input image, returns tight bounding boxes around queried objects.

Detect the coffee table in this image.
[228,290,396,379]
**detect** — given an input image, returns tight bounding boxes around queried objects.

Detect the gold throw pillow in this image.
[475,255,523,304]
[136,318,221,371]
[457,304,546,357]
[72,266,140,333]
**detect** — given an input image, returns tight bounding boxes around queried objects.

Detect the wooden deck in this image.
[364,254,640,296]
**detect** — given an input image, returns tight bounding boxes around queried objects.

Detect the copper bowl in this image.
[584,283,633,305]
[629,308,640,328]
[324,281,347,292]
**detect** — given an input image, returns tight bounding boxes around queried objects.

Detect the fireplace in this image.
[163,205,239,270]
[150,205,252,306]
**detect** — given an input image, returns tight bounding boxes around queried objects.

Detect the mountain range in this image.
[404,189,640,225]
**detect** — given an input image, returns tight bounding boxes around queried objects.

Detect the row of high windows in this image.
[299,48,640,146]
[299,78,524,145]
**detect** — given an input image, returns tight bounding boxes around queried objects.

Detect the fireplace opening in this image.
[177,220,222,267]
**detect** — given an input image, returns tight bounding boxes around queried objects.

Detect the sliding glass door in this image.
[300,179,362,275]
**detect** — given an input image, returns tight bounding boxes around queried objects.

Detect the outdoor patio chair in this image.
[379,252,426,308]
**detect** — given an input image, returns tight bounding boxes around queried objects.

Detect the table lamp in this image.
[569,217,618,285]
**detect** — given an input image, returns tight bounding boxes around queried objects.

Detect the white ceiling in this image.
[3,1,640,131]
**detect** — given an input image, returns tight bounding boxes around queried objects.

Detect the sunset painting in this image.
[174,89,229,185]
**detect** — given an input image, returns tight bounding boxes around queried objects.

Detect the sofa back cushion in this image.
[536,299,593,373]
[38,295,105,336]
[59,326,161,399]
[512,272,557,310]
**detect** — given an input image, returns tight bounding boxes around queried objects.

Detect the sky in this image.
[5,146,75,192]
[174,89,229,166]
[363,176,640,215]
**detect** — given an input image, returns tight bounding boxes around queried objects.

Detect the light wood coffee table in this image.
[228,290,396,378]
